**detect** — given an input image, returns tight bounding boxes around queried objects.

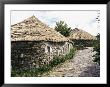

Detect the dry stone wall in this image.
[11,41,46,71]
[44,42,73,60]
[11,41,73,71]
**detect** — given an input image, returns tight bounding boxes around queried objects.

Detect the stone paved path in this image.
[42,47,100,77]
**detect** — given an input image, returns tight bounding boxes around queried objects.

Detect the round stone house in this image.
[11,16,73,71]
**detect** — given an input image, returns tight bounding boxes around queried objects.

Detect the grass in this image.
[11,48,76,77]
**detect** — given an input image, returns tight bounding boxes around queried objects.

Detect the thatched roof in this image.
[68,28,97,40]
[11,16,69,42]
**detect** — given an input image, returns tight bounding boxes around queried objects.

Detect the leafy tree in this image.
[55,21,71,37]
[93,33,100,65]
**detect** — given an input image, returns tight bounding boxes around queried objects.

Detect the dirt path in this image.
[42,47,100,77]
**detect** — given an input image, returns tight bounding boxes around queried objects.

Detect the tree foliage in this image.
[55,21,71,37]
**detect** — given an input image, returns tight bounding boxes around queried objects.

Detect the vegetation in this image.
[11,48,76,77]
[92,33,100,65]
[55,21,72,37]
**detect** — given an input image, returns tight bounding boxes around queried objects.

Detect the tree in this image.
[93,33,100,65]
[55,21,71,37]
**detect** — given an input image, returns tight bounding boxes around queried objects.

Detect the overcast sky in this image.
[11,11,100,36]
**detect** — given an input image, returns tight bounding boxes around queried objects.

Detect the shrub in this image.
[92,34,100,65]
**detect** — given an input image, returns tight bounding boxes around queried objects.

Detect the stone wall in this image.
[44,42,73,61]
[11,41,46,71]
[11,41,73,71]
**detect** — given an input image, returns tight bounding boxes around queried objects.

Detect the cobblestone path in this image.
[42,47,100,77]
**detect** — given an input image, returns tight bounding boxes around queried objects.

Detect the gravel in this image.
[42,47,100,77]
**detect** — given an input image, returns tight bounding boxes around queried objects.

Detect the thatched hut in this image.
[68,28,97,47]
[69,28,97,40]
[11,16,73,71]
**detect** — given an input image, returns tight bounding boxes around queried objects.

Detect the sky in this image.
[11,11,100,36]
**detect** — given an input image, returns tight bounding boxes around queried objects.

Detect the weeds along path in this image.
[41,47,100,77]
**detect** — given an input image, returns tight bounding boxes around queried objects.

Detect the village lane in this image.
[42,47,100,77]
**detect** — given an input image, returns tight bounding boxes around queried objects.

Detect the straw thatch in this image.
[11,16,69,42]
[68,28,97,40]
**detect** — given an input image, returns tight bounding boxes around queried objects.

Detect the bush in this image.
[11,48,76,77]
[92,34,100,65]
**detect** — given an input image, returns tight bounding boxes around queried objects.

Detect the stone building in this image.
[68,28,97,47]
[11,16,73,71]
[69,28,97,40]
